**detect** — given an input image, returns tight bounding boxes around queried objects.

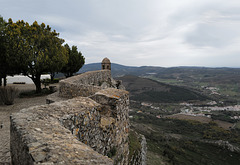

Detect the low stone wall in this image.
[11,88,129,164]
[69,70,111,85]
[129,131,147,165]
[11,69,131,165]
[59,70,111,98]
[59,82,101,98]
[11,97,113,165]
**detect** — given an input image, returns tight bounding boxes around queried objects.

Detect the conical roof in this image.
[102,57,111,64]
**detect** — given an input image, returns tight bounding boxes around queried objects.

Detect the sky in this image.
[1,0,240,67]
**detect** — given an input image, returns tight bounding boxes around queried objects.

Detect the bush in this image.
[52,78,59,83]
[0,86,19,105]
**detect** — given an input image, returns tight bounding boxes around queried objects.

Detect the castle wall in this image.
[90,88,129,164]
[11,70,130,165]
[10,97,114,165]
[129,133,147,165]
[59,70,111,98]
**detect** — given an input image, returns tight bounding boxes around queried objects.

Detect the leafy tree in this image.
[5,19,68,93]
[61,44,85,78]
[0,16,7,86]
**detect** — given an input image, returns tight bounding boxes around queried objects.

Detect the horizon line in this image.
[84,62,240,69]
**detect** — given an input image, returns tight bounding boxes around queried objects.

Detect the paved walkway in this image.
[0,88,48,164]
[0,109,11,164]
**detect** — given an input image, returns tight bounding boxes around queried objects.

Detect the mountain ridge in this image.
[78,63,240,79]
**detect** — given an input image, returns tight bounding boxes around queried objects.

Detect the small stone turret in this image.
[102,57,111,70]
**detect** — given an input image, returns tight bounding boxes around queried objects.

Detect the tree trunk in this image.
[50,72,55,82]
[3,75,7,86]
[32,74,42,93]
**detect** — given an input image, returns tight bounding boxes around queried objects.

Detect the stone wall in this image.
[59,70,111,98]
[90,88,129,164]
[11,97,113,165]
[58,88,130,164]
[11,70,130,165]
[129,131,147,165]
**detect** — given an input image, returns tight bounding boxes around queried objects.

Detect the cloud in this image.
[1,0,240,67]
[185,10,240,48]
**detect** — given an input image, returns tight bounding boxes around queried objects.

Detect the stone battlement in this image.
[59,70,112,98]
[10,69,130,165]
[11,97,113,165]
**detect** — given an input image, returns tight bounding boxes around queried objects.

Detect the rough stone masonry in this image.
[10,68,130,164]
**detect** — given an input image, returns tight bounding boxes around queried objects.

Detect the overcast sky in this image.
[1,0,240,67]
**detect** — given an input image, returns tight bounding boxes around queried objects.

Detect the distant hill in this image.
[78,63,168,77]
[77,63,240,103]
[78,63,139,77]
[116,75,208,103]
[79,63,240,84]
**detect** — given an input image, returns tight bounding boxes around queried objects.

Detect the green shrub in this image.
[0,86,19,105]
[52,78,59,83]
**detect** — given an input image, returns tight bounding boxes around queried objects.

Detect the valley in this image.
[120,68,240,164]
[81,63,240,164]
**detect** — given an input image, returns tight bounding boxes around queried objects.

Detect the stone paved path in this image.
[0,84,48,164]
[0,110,11,164]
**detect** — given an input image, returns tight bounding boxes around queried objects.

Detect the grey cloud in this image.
[185,22,240,48]
[1,0,240,67]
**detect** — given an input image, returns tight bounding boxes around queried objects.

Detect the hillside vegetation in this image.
[80,63,240,103]
[117,75,208,103]
[131,114,240,165]
[80,63,240,164]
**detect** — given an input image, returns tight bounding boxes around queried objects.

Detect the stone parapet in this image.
[59,70,111,98]
[90,88,130,164]
[11,69,131,165]
[11,89,130,164]
[59,82,101,98]
[11,97,113,165]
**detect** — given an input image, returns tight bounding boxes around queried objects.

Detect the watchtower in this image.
[101,57,111,70]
